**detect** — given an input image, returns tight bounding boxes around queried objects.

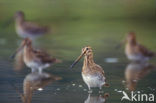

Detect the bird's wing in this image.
[91,64,105,80]
[33,49,55,64]
[23,21,49,34]
[135,44,155,57]
[93,64,105,75]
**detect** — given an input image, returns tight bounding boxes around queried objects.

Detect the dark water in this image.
[0,0,156,103]
[0,20,156,103]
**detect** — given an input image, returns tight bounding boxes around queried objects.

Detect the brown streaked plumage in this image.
[13,38,61,73]
[125,62,155,91]
[14,11,49,39]
[71,46,109,90]
[125,32,155,62]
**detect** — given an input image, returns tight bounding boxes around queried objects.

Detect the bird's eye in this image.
[86,48,89,50]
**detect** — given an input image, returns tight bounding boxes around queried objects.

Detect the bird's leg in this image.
[39,67,43,74]
[31,68,37,73]
[104,83,109,87]
[100,86,102,90]
[99,86,104,93]
[88,86,92,94]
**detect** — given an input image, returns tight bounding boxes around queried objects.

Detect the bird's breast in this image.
[16,24,28,38]
[23,48,34,63]
[125,44,134,55]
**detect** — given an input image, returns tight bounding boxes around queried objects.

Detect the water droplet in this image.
[72,84,76,86]
[83,89,87,91]
[88,90,92,93]
[133,80,137,82]
[38,88,43,91]
[56,88,60,91]
[104,58,118,63]
[122,80,126,83]
[99,91,104,93]
[117,90,122,93]
[79,85,82,88]
[114,89,117,91]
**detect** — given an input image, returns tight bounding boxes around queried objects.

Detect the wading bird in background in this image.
[14,11,50,40]
[118,32,155,62]
[70,46,109,92]
[12,38,61,73]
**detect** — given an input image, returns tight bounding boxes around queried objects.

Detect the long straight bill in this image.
[10,43,25,59]
[70,52,85,69]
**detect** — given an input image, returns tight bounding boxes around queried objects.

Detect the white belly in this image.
[16,26,41,39]
[127,53,149,62]
[16,26,28,38]
[25,60,50,70]
[82,73,105,88]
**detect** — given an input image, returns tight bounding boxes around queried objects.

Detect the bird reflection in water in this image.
[124,62,156,91]
[84,93,109,103]
[12,72,62,103]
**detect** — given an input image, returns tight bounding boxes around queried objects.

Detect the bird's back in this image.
[33,49,56,64]
[83,63,105,78]
[22,21,49,35]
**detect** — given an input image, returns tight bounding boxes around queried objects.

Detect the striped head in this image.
[82,46,93,56]
[21,38,32,47]
[70,46,93,68]
[14,11,25,22]
[126,32,136,43]
[11,38,32,59]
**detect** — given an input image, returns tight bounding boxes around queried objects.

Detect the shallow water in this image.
[0,0,156,103]
[0,20,156,103]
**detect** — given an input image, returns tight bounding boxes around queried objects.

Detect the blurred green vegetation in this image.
[0,0,156,22]
[0,0,156,60]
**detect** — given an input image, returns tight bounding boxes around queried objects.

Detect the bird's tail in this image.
[148,51,156,57]
[54,76,62,81]
[102,93,109,98]
[54,58,62,63]
[103,83,110,87]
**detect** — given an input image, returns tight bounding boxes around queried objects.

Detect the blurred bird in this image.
[12,38,61,73]
[124,32,155,62]
[70,46,109,91]
[14,11,50,40]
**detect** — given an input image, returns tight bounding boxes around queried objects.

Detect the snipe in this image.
[124,32,155,62]
[70,46,109,91]
[14,11,49,40]
[12,38,61,73]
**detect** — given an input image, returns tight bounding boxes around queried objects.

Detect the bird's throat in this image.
[83,55,94,67]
